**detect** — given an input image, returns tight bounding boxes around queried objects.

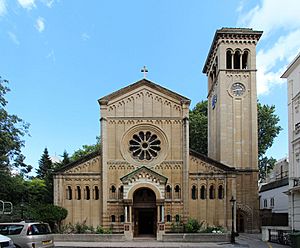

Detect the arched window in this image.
[174,185,181,199]
[175,214,180,222]
[218,185,224,199]
[234,50,241,69]
[120,215,125,222]
[191,185,197,200]
[66,186,72,200]
[94,186,99,200]
[110,185,116,199]
[209,185,215,199]
[242,51,249,69]
[76,186,81,200]
[85,186,90,200]
[200,185,206,199]
[165,185,172,199]
[111,215,115,223]
[226,50,232,69]
[119,185,124,199]
[166,215,171,222]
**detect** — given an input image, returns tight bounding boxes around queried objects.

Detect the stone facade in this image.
[54,28,262,238]
[281,52,300,231]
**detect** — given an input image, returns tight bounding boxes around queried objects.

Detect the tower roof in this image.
[202,27,263,74]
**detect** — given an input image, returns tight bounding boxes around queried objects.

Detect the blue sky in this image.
[0,0,299,170]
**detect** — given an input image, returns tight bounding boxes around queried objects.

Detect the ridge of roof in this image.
[259,177,289,193]
[98,78,190,105]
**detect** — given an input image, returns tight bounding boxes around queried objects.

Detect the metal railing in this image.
[269,229,291,246]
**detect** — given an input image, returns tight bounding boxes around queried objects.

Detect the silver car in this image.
[0,222,54,248]
[0,234,16,248]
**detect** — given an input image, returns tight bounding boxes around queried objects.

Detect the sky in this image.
[0,0,299,171]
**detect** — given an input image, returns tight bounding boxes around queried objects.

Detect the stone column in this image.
[125,206,128,222]
[161,206,164,222]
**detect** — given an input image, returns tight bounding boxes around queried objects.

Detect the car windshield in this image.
[0,224,24,235]
[27,224,51,235]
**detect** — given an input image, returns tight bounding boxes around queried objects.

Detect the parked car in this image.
[0,234,16,248]
[0,221,54,248]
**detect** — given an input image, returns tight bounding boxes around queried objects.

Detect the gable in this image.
[189,149,235,174]
[98,79,190,118]
[55,151,101,174]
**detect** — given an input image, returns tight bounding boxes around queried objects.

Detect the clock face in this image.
[231,82,245,97]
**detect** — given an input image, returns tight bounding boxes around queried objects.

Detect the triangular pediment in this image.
[120,166,168,185]
[99,79,190,105]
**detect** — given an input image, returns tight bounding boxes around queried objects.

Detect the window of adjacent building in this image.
[120,215,125,223]
[94,186,99,200]
[209,185,215,199]
[263,199,267,208]
[200,185,206,199]
[111,215,115,223]
[165,185,172,199]
[66,186,72,200]
[76,186,81,200]
[191,185,197,200]
[270,197,275,208]
[167,215,171,222]
[218,185,224,199]
[85,186,90,200]
[174,185,181,199]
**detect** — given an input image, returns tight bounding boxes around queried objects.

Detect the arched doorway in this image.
[133,188,157,237]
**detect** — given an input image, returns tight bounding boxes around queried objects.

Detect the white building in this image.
[281,53,300,231]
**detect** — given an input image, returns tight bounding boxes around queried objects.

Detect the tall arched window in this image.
[234,50,241,69]
[226,50,232,69]
[191,185,197,200]
[218,185,224,199]
[242,51,249,69]
[110,185,116,199]
[111,215,116,223]
[66,186,72,200]
[119,185,124,199]
[165,185,172,199]
[167,214,171,222]
[94,186,99,200]
[85,186,90,200]
[175,214,180,222]
[174,185,181,199]
[200,185,206,200]
[76,186,81,200]
[120,215,125,223]
[209,185,215,199]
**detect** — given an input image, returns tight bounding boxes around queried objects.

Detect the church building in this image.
[54,28,263,239]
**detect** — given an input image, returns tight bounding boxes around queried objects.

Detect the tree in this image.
[189,101,208,155]
[189,100,282,180]
[54,150,70,170]
[70,136,101,161]
[0,77,30,171]
[36,148,53,179]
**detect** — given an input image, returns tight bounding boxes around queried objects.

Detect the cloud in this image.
[0,0,7,16]
[35,17,45,32]
[17,0,36,10]
[81,33,90,41]
[237,0,300,95]
[8,31,20,45]
[41,0,55,8]
[46,50,56,62]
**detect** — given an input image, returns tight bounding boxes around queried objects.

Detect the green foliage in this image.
[189,101,208,155]
[184,218,203,233]
[200,225,224,233]
[0,77,30,171]
[257,102,282,180]
[70,136,101,162]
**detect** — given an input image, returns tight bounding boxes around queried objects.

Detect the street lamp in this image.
[230,196,236,244]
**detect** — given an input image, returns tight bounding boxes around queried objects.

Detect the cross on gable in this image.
[141,66,148,78]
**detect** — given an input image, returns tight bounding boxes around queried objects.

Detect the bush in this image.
[184,218,203,233]
[200,225,224,233]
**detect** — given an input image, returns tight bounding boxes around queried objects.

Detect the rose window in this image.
[129,131,161,161]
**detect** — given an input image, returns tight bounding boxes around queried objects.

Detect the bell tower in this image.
[203,28,263,170]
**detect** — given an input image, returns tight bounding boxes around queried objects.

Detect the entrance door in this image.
[133,188,156,237]
[237,210,245,233]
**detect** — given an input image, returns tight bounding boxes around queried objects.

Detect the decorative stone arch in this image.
[236,203,253,233]
[126,182,162,200]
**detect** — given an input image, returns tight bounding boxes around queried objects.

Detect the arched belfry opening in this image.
[133,188,157,236]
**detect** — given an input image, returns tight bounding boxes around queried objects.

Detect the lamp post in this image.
[230,196,236,244]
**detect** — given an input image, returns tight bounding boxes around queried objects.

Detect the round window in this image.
[129,131,161,161]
